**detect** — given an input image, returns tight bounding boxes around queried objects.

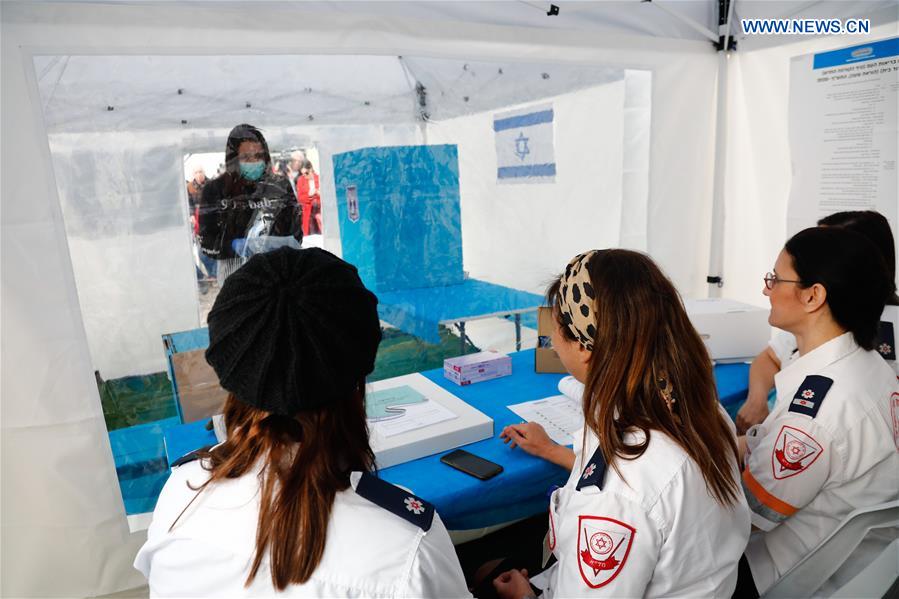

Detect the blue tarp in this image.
[108,416,180,514]
[377,279,543,344]
[333,145,464,293]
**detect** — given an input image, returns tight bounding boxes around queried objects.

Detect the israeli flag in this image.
[494,103,556,183]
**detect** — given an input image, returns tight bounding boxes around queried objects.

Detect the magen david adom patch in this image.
[577,515,635,589]
[771,425,823,480]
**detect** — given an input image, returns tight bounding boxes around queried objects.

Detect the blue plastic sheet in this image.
[333,145,463,293]
[108,416,180,514]
[377,279,543,344]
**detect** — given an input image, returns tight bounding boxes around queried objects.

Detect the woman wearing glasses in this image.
[736,226,898,597]
[735,210,898,434]
[198,124,302,285]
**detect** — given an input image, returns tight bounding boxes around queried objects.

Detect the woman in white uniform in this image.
[735,210,898,434]
[134,247,470,598]
[495,249,751,598]
[736,227,898,596]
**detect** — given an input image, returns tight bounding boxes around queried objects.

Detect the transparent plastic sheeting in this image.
[47,139,201,379]
[37,55,649,386]
[24,49,652,596]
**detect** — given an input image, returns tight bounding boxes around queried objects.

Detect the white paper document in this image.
[507,394,584,445]
[365,373,493,468]
[370,398,458,437]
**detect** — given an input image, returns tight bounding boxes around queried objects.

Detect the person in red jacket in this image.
[296,160,322,235]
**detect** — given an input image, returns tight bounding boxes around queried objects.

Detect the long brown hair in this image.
[172,384,374,590]
[547,249,740,506]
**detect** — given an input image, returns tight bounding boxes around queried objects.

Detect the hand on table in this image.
[501,422,576,470]
[501,422,554,458]
[493,568,535,599]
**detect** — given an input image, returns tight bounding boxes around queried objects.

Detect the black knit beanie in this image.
[205,247,381,415]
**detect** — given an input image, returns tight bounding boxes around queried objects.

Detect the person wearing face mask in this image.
[199,124,302,285]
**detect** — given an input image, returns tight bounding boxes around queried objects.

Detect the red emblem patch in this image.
[577,515,635,588]
[771,425,823,479]
[890,392,899,451]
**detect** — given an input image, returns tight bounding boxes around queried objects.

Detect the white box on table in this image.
[443,351,512,386]
[684,298,770,362]
[368,373,493,469]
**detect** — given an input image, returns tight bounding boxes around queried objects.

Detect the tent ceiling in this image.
[35,53,624,133]
[20,1,896,45]
[290,1,898,45]
[22,0,899,133]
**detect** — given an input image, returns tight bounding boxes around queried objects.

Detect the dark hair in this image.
[222,123,273,195]
[301,160,315,172]
[785,227,892,350]
[817,210,897,303]
[224,123,272,172]
[174,388,375,590]
[547,250,741,507]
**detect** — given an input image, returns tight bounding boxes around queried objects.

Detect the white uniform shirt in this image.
[768,306,899,374]
[743,332,899,593]
[537,424,751,598]
[769,328,801,369]
[134,461,471,598]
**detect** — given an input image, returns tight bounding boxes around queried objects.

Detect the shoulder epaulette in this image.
[355,472,434,531]
[170,444,214,468]
[576,445,607,491]
[788,375,833,418]
[877,321,896,361]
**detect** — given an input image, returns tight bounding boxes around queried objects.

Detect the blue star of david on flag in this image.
[494,103,556,183]
[514,133,530,160]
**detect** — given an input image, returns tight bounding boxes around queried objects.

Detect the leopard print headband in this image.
[558,250,598,351]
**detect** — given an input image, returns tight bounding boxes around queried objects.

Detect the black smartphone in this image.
[440,449,503,480]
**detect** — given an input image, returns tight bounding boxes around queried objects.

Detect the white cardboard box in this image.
[684,298,770,362]
[367,373,493,468]
[444,351,512,385]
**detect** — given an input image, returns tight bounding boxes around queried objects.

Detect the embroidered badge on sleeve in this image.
[355,472,434,531]
[576,446,607,491]
[788,375,833,419]
[771,425,823,479]
[577,516,635,589]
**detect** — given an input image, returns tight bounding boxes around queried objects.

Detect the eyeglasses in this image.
[237,152,266,161]
[763,272,805,290]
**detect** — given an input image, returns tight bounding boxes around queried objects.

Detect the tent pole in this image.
[707,0,736,298]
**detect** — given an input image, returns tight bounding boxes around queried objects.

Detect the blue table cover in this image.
[161,350,750,529]
[377,279,543,344]
[108,416,180,514]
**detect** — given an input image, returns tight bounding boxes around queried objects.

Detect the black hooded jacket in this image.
[198,124,302,260]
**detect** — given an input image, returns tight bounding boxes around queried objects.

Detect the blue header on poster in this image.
[813,37,899,70]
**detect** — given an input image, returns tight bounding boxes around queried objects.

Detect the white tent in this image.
[2,1,897,595]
